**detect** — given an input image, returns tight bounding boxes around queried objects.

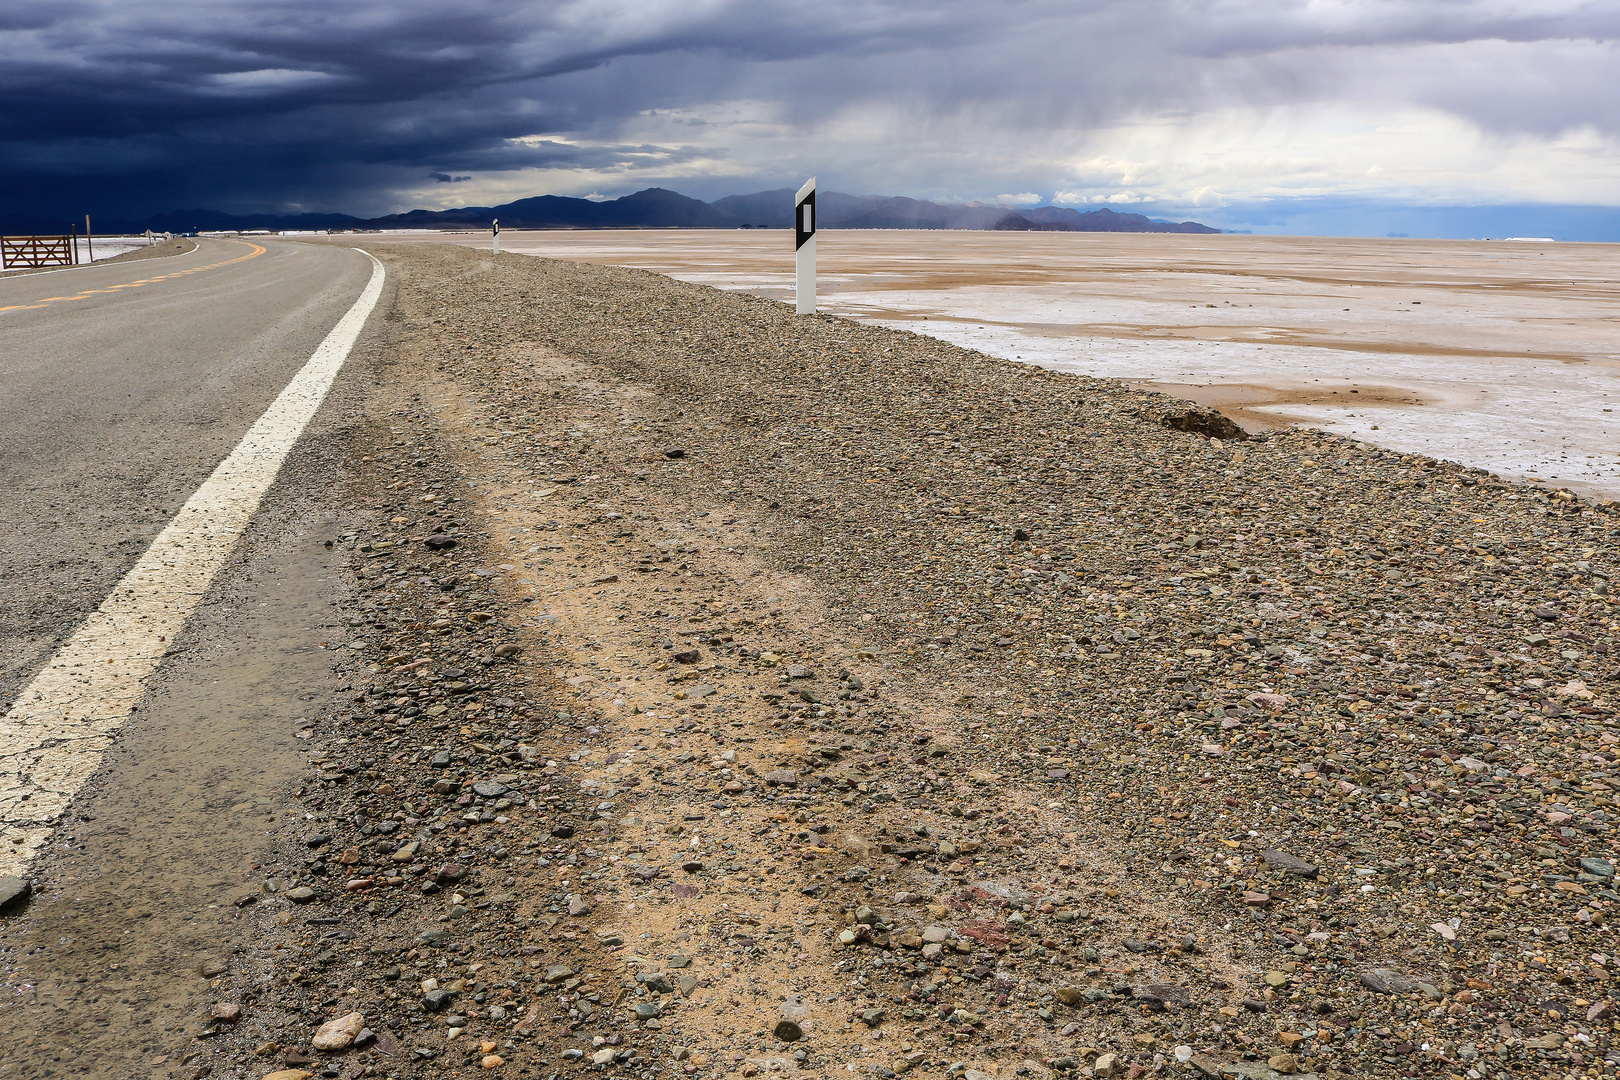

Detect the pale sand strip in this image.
[0,250,385,878]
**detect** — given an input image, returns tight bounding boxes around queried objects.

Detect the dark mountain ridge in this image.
[1,188,1219,236]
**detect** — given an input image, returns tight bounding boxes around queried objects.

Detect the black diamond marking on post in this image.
[795,188,815,251]
[795,176,816,314]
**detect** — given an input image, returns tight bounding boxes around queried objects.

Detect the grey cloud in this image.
[2,1,1615,217]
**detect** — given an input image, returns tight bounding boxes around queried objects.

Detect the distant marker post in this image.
[492,218,500,255]
[795,177,816,314]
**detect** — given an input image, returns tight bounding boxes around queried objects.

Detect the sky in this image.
[5,0,1620,237]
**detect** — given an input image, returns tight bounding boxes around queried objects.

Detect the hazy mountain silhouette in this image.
[2,188,1219,236]
[1016,205,1217,233]
[712,190,1217,232]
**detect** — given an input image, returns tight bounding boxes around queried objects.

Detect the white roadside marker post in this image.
[492,217,500,255]
[795,176,816,315]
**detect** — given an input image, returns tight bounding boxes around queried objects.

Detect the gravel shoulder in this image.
[99,236,201,264]
[187,242,1616,1080]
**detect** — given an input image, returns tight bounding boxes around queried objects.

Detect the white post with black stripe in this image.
[492,218,500,255]
[795,176,816,315]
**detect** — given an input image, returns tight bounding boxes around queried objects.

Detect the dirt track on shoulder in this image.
[171,242,1617,1080]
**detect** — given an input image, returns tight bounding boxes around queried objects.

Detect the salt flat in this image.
[364,229,1620,498]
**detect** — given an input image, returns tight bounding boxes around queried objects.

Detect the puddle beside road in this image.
[0,513,347,1080]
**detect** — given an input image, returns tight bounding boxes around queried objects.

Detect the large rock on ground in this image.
[311,1012,365,1051]
[0,877,30,912]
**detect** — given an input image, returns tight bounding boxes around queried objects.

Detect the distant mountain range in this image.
[1,187,1219,236]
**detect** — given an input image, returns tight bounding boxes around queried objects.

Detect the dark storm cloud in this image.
[2,1,1615,217]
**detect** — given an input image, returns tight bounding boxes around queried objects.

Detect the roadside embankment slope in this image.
[207,242,1618,1080]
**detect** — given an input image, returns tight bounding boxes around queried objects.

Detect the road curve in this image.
[0,239,375,709]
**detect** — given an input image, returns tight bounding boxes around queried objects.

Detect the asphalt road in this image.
[0,239,383,1076]
[0,238,374,708]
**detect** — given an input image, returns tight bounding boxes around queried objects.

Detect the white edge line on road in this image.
[0,248,384,879]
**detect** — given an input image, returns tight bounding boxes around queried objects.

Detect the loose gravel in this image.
[193,243,1615,1080]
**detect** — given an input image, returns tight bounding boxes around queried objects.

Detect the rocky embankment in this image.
[199,243,1615,1080]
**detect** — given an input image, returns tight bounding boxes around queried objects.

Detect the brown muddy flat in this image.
[1138,381,1444,432]
[360,229,1620,364]
[343,228,1620,496]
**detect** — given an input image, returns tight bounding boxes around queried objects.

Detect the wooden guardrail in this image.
[0,235,77,270]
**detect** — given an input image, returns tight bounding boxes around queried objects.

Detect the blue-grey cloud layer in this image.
[3,1,1616,219]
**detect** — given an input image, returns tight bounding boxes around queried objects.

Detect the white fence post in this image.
[492,218,500,255]
[795,177,816,315]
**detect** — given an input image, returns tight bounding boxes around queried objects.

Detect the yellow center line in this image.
[0,239,268,314]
